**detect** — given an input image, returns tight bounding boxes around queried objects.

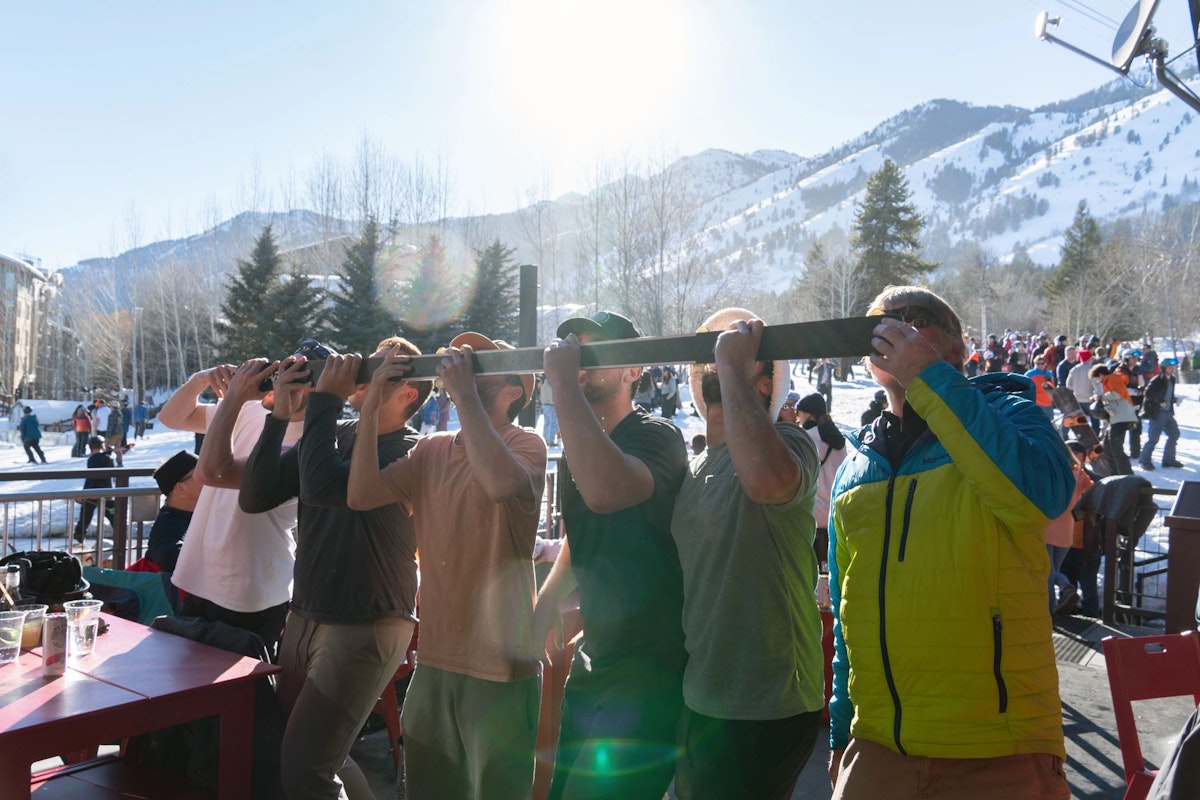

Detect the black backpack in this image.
[0,551,84,598]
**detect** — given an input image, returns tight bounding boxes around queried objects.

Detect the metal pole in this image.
[518,264,538,429]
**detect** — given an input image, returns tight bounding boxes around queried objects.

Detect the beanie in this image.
[154,450,198,496]
[796,393,827,418]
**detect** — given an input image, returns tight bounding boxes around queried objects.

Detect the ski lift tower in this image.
[1035,0,1200,113]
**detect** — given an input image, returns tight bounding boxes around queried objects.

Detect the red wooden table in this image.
[0,615,278,799]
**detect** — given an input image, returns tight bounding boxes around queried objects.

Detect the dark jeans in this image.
[548,647,685,800]
[73,431,90,457]
[75,498,115,541]
[676,707,820,800]
[180,593,290,662]
[23,439,46,463]
[814,527,829,571]
[1105,422,1134,475]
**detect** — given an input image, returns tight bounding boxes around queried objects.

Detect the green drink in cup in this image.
[0,610,27,664]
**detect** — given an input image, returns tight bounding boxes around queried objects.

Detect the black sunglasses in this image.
[293,338,333,359]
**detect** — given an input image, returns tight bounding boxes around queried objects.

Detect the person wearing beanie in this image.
[73,436,115,543]
[795,393,846,573]
[144,450,202,572]
[1065,351,1102,435]
[670,308,824,800]
[19,406,47,464]
[861,390,888,427]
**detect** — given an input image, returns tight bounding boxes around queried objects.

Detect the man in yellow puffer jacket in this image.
[827,286,1074,800]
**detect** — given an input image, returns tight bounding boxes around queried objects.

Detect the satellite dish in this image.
[1111,0,1161,71]
[1035,11,1053,40]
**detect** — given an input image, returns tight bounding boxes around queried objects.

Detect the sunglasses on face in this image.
[869,305,941,329]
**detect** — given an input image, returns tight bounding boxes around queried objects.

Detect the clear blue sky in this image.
[2,0,1195,268]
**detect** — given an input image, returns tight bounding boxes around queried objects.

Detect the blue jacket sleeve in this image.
[908,362,1073,527]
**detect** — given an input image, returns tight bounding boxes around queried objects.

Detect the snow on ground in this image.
[3,368,1198,611]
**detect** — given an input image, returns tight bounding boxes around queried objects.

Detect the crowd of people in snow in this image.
[33,292,1200,800]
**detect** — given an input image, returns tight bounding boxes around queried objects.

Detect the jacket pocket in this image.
[992,611,1008,713]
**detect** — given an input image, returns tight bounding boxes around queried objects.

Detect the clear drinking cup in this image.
[15,603,48,649]
[63,600,103,658]
[0,609,28,665]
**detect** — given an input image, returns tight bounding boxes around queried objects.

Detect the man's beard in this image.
[477,378,507,414]
[582,374,620,405]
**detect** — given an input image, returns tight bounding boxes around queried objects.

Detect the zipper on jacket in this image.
[897,479,917,562]
[992,611,1009,714]
[879,475,906,754]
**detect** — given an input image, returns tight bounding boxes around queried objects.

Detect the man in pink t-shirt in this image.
[348,331,546,800]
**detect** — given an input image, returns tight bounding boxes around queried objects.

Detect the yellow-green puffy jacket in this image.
[829,363,1073,759]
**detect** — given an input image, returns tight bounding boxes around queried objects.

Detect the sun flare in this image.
[485,0,692,159]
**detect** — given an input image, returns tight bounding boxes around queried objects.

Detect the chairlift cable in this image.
[1065,0,1118,27]
[1059,0,1121,29]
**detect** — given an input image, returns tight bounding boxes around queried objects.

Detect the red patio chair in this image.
[1102,630,1200,800]
[533,603,583,800]
[373,623,420,775]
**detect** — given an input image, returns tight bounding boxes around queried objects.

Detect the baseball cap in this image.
[556,311,641,341]
[1162,358,1179,367]
[448,332,534,408]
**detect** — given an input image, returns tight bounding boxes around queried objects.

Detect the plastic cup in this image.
[63,600,103,658]
[15,603,48,649]
[0,610,27,665]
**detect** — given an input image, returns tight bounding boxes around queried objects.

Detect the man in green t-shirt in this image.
[671,308,824,800]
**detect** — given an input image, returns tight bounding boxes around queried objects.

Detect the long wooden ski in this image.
[287,315,880,384]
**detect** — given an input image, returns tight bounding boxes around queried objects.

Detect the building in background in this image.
[0,252,82,407]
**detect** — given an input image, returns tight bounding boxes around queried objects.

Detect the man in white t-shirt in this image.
[158,358,306,656]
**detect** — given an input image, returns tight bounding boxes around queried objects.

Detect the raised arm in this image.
[440,344,542,503]
[298,355,362,508]
[543,335,654,514]
[194,359,277,489]
[158,364,236,433]
[715,319,805,505]
[347,350,408,511]
[238,359,309,513]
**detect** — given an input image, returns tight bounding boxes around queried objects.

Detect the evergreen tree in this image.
[461,239,520,341]
[1044,200,1102,337]
[326,217,398,354]
[851,159,938,299]
[267,266,327,358]
[396,233,460,353]
[216,225,284,362]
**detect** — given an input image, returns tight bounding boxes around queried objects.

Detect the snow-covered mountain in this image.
[66,69,1200,299]
[679,69,1198,288]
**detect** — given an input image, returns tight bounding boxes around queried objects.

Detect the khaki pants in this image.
[401,664,540,800]
[277,613,413,800]
[833,737,1069,800]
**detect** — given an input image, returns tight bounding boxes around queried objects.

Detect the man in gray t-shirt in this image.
[671,308,824,800]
